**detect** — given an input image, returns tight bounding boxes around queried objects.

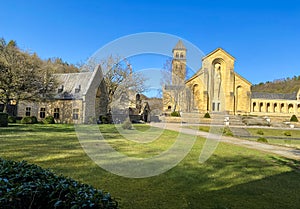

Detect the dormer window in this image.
[75,85,81,93]
[58,85,64,93]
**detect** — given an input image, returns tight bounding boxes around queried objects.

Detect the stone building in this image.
[17,65,104,124]
[163,40,300,116]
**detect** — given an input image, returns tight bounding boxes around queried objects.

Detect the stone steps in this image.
[180,112,245,126]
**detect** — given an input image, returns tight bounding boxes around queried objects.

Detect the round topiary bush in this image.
[43,116,55,124]
[290,114,298,122]
[204,112,211,118]
[284,131,292,137]
[7,116,16,123]
[256,129,264,135]
[257,137,268,143]
[0,158,119,209]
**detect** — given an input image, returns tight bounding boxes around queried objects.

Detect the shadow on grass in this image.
[37,150,300,209]
[2,124,300,209]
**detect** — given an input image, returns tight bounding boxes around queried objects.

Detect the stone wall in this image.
[18,100,83,124]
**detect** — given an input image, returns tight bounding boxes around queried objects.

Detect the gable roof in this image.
[235,72,252,86]
[53,71,94,100]
[202,48,235,61]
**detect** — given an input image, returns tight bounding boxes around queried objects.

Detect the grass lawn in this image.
[246,128,300,149]
[1,124,300,209]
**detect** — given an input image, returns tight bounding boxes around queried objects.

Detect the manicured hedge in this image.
[0,112,8,127]
[0,158,118,209]
[21,116,38,124]
[7,116,16,123]
[43,115,55,124]
[170,111,180,117]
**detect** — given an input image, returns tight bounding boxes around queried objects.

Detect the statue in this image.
[213,63,222,100]
[142,102,151,122]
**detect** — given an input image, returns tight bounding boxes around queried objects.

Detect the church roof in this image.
[173,40,186,51]
[202,48,235,61]
[251,92,297,100]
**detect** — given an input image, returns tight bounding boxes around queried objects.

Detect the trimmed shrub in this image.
[0,158,118,209]
[223,127,233,136]
[284,131,292,137]
[122,118,132,130]
[290,114,298,122]
[257,137,268,143]
[204,112,211,118]
[256,129,264,135]
[100,115,109,124]
[43,116,55,124]
[31,116,38,124]
[7,116,16,123]
[0,112,8,127]
[21,116,34,124]
[170,111,180,117]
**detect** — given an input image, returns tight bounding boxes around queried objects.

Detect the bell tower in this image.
[172,40,187,85]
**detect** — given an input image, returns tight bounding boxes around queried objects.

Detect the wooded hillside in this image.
[252,76,300,93]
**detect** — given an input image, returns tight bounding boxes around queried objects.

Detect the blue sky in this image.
[1,0,300,94]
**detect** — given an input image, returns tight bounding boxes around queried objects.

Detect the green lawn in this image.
[1,124,300,209]
[246,128,300,148]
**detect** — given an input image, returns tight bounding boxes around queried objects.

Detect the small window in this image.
[180,53,184,58]
[73,109,79,120]
[40,108,46,119]
[54,108,60,119]
[176,53,179,58]
[58,85,64,93]
[167,106,171,110]
[25,107,31,116]
[75,85,81,93]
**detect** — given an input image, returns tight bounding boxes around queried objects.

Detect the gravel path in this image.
[150,122,300,160]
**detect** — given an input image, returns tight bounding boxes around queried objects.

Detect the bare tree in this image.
[86,55,148,113]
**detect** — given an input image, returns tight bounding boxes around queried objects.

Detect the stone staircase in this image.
[180,112,245,126]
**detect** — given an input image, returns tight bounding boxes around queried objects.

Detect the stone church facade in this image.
[163,40,300,116]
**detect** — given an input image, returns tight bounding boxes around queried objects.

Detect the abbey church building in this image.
[163,40,300,116]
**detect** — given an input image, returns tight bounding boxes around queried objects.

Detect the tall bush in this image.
[0,112,8,127]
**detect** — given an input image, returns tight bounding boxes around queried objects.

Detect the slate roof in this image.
[173,40,186,51]
[251,92,297,100]
[53,71,94,100]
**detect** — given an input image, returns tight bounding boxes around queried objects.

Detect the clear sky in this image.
[1,0,300,88]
